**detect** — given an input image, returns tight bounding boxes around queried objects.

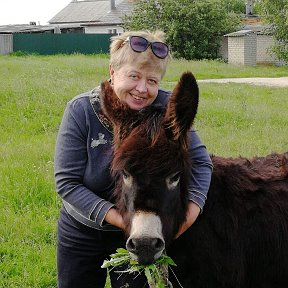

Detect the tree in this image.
[123,0,241,60]
[255,0,288,62]
[224,0,246,14]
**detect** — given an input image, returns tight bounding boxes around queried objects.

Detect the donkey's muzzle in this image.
[126,237,165,265]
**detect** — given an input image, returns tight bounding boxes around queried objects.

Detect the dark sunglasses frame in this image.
[125,36,169,59]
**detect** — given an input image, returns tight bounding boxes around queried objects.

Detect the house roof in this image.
[225,30,255,37]
[100,0,134,23]
[225,24,272,37]
[48,0,134,25]
[0,23,84,34]
[0,24,55,34]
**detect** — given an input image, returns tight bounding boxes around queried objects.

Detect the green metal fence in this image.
[13,33,113,55]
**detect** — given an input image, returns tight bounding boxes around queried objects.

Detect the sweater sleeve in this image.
[54,99,115,230]
[187,129,213,211]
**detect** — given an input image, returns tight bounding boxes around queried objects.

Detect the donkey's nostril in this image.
[126,238,136,252]
[153,238,165,251]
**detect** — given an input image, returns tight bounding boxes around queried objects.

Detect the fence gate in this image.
[0,34,13,54]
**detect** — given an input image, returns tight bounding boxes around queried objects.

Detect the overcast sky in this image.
[0,0,71,25]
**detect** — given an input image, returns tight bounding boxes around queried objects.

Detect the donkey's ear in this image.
[164,71,199,146]
[100,80,133,126]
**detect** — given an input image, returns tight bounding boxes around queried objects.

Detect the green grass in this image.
[0,54,287,287]
[164,58,288,80]
[196,83,288,157]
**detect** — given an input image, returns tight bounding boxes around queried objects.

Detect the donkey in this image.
[100,72,288,287]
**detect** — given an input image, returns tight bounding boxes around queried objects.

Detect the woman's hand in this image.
[175,201,200,238]
[104,207,125,230]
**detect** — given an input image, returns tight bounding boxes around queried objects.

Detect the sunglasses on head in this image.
[124,36,169,59]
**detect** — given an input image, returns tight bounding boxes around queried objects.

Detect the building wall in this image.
[84,25,124,34]
[218,36,228,62]
[243,33,257,66]
[256,34,277,64]
[0,34,13,55]
[228,36,245,65]
[227,33,257,66]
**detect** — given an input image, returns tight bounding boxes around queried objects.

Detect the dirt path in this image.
[198,77,288,87]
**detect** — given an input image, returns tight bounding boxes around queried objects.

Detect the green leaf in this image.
[116,247,129,254]
[144,266,154,285]
[101,260,110,268]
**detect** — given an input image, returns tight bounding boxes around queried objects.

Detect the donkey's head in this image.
[101,72,199,264]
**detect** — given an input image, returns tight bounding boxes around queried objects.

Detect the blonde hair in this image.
[109,30,171,79]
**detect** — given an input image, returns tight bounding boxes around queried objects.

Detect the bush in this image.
[255,0,288,62]
[123,0,241,60]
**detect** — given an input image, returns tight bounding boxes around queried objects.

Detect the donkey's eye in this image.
[122,170,129,179]
[170,172,181,183]
[166,172,181,189]
[122,170,133,187]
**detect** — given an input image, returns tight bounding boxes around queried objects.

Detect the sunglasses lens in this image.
[151,42,169,59]
[130,36,149,52]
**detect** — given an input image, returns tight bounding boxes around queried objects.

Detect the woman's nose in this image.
[135,79,148,93]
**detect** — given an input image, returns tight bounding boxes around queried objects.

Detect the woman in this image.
[54,30,213,288]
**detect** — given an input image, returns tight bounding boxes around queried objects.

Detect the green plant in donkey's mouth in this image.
[102,248,177,287]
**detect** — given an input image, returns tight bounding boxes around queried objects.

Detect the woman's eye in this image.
[148,79,158,85]
[129,74,138,80]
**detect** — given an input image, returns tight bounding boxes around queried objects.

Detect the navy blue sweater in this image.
[54,86,213,231]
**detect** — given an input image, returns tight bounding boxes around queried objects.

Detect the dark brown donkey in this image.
[100,72,288,288]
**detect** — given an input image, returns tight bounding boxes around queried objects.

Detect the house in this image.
[224,30,257,66]
[223,26,285,66]
[48,0,135,34]
[218,15,286,66]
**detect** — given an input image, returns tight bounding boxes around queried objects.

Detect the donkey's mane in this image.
[136,103,166,146]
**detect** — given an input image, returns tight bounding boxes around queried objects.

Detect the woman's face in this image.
[110,63,162,111]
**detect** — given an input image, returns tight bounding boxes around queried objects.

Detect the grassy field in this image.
[0,54,287,288]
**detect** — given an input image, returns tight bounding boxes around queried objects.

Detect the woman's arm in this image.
[176,201,200,238]
[54,97,121,230]
[176,129,213,237]
[186,129,213,210]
